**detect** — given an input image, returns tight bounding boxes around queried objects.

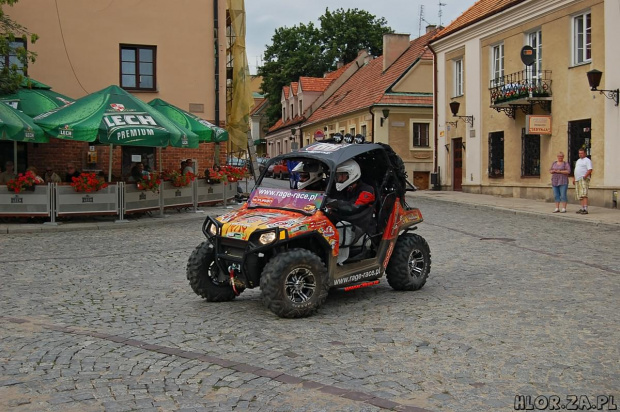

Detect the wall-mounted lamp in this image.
[449,101,474,127]
[445,120,458,128]
[444,144,450,153]
[587,69,619,106]
[380,108,390,127]
[290,128,297,140]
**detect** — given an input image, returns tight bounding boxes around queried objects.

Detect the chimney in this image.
[383,33,410,72]
[426,24,437,33]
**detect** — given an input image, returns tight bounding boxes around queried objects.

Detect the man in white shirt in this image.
[573,148,593,214]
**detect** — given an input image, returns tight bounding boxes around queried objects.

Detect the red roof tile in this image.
[290,82,299,96]
[432,0,525,42]
[299,77,333,93]
[305,30,438,125]
[250,98,267,115]
[267,115,304,133]
[283,85,290,99]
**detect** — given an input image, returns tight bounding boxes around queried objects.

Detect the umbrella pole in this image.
[13,141,17,171]
[108,144,113,183]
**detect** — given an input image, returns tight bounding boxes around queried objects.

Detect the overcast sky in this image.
[244,0,477,75]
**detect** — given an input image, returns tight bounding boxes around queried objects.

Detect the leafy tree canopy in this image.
[0,0,38,94]
[258,8,392,125]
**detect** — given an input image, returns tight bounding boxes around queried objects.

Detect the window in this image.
[361,124,367,137]
[454,59,463,97]
[282,107,286,120]
[572,11,591,65]
[527,30,543,80]
[349,127,355,135]
[120,45,156,91]
[1,39,26,74]
[488,131,504,178]
[521,129,540,177]
[491,44,504,87]
[412,123,430,147]
[290,104,293,118]
[299,100,303,115]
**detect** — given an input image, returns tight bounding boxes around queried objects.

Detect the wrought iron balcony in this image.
[489,70,552,118]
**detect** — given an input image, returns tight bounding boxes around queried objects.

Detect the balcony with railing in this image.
[489,70,552,118]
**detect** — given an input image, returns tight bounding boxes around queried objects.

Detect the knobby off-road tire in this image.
[261,249,329,318]
[187,242,237,302]
[386,233,431,291]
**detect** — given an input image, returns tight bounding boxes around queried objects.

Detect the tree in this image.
[0,0,38,94]
[258,8,391,126]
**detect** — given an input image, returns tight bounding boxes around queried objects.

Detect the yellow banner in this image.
[227,0,255,151]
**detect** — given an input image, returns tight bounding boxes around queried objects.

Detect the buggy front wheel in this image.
[386,234,431,291]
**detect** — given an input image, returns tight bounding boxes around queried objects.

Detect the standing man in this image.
[573,148,593,214]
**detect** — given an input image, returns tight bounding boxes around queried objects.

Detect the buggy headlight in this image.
[258,231,277,245]
[208,222,218,236]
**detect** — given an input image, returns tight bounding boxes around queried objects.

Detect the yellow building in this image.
[431,0,620,208]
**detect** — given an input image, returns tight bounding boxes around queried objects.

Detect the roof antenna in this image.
[418,5,431,37]
[438,1,447,27]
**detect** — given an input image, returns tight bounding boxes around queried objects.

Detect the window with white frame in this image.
[572,11,591,65]
[527,30,542,80]
[454,58,463,97]
[491,43,504,88]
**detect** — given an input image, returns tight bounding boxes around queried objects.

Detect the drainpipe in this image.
[428,42,438,174]
[213,0,220,127]
[368,106,375,143]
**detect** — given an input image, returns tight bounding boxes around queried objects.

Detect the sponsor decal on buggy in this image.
[383,241,395,269]
[226,232,244,239]
[289,224,309,234]
[302,142,352,154]
[333,268,381,286]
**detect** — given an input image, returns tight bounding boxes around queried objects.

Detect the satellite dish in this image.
[521,45,536,66]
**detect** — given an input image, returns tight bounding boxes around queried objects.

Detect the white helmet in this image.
[335,160,361,191]
[293,162,324,190]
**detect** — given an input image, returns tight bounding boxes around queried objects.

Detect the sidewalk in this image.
[2,191,619,234]
[408,190,620,228]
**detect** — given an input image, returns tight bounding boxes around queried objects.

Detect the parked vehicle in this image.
[187,140,431,318]
[272,160,289,179]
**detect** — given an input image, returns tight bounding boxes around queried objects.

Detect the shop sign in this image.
[526,115,552,135]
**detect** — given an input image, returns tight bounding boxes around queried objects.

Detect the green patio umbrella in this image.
[0,77,75,117]
[147,98,229,142]
[1,88,75,117]
[34,85,198,148]
[0,101,46,142]
[34,85,199,181]
[0,101,47,169]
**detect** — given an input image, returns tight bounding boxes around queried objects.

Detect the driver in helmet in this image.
[292,161,326,191]
[324,159,376,264]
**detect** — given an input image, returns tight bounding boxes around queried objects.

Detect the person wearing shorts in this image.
[573,148,592,214]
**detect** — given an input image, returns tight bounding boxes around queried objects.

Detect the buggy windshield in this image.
[248,187,324,214]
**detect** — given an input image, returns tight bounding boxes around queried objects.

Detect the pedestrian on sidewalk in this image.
[573,148,592,214]
[549,151,570,213]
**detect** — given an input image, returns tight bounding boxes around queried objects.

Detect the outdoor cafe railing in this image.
[0,179,239,224]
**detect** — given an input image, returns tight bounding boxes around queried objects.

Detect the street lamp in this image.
[587,69,619,106]
[449,101,474,126]
[380,109,390,127]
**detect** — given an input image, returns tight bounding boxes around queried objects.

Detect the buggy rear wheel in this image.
[386,234,431,291]
[261,249,328,318]
[187,242,237,302]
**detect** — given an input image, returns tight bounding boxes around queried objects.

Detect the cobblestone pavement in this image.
[0,197,618,411]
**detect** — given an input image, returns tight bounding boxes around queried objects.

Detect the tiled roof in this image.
[267,115,304,133]
[250,98,267,116]
[305,30,437,125]
[325,61,354,80]
[299,76,333,93]
[283,85,290,99]
[432,0,525,42]
[290,82,299,96]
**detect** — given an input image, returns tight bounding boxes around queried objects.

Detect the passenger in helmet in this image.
[293,161,326,191]
[325,159,376,264]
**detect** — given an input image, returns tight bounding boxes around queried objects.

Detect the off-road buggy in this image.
[187,139,431,318]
